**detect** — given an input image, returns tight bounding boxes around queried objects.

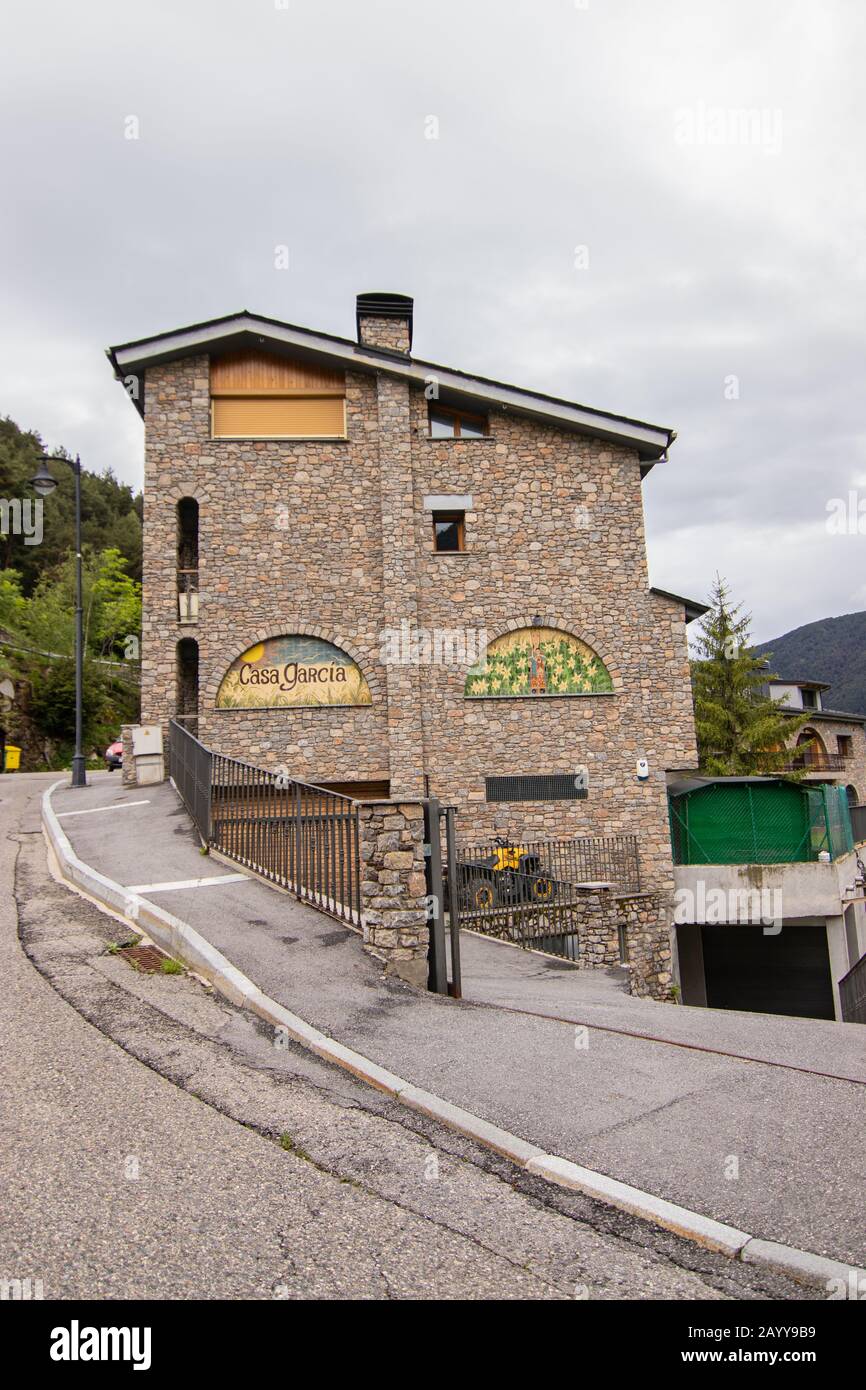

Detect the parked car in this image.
[104,738,123,771]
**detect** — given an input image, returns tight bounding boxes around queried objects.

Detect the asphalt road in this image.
[1,771,808,1300]
[58,778,865,1268]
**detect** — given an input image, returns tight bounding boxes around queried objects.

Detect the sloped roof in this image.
[106,309,676,465]
[649,586,708,623]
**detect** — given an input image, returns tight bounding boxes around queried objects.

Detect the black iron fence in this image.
[840,952,866,1025]
[168,719,212,842]
[168,721,361,926]
[455,867,585,961]
[455,833,640,892]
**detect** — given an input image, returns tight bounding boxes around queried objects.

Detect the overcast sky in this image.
[2,0,864,643]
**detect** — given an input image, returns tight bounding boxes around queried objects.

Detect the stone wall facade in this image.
[135,299,699,997]
[787,716,866,805]
[359,800,428,987]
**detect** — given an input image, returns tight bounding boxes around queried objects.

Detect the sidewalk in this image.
[49,775,866,1269]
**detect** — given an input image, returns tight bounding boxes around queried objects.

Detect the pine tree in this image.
[691,575,813,775]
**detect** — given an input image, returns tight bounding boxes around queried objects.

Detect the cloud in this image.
[0,0,862,641]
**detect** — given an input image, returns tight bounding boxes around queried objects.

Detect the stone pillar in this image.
[375,374,426,798]
[359,799,429,988]
[577,889,622,967]
[121,724,137,788]
[617,891,672,999]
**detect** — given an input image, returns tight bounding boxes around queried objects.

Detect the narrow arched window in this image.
[177,498,199,623]
[176,638,199,737]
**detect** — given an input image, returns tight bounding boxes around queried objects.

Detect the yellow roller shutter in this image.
[212,396,346,438]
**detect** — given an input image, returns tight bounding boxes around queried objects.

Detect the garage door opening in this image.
[699,923,835,1021]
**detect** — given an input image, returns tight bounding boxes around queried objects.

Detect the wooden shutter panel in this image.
[212,396,346,438]
[210,351,345,394]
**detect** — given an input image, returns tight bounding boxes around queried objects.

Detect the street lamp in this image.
[30,453,86,788]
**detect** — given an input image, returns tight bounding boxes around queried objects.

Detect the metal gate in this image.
[446,833,623,964]
[840,953,866,1024]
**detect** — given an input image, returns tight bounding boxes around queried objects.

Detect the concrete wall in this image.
[673,850,866,1019]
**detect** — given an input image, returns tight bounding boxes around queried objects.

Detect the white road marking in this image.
[126,874,248,894]
[58,800,151,817]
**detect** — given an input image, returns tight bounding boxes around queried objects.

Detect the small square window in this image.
[428,406,488,438]
[432,511,465,553]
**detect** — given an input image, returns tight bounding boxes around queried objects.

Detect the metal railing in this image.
[778,752,849,772]
[167,722,361,926]
[168,719,212,842]
[840,952,866,1025]
[209,750,361,926]
[455,833,640,892]
[454,866,585,961]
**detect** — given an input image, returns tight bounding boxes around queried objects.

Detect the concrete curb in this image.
[42,780,866,1293]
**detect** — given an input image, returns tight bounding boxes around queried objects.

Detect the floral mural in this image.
[216,635,371,709]
[464,626,612,698]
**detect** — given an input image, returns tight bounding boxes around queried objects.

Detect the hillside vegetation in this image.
[0,416,142,768]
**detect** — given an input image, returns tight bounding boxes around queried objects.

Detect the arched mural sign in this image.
[216,636,371,709]
[464,626,612,698]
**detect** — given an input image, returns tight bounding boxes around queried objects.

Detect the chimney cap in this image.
[356,291,414,349]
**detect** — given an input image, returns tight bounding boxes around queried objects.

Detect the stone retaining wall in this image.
[544,887,671,1001]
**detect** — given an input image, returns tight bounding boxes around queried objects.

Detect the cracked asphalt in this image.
[0,772,811,1299]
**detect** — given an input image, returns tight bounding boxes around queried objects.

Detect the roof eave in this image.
[779,707,866,725]
[650,586,709,623]
[766,678,832,691]
[106,312,675,458]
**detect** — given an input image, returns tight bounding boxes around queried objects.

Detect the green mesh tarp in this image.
[669,780,854,865]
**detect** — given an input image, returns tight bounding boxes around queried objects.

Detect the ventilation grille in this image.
[485,774,588,803]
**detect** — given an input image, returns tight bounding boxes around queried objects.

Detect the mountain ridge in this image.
[754,610,866,716]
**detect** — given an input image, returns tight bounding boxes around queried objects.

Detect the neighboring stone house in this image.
[768,678,866,805]
[108,292,705,995]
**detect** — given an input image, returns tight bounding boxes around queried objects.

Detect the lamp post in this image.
[31,453,87,788]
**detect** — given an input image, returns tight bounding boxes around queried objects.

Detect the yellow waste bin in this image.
[3,745,21,772]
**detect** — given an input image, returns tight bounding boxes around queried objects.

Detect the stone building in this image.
[108,292,705,991]
[767,677,866,805]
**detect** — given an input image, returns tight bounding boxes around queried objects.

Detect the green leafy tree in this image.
[691,575,813,775]
[28,657,108,744]
[0,417,142,592]
[18,548,140,659]
[0,417,142,766]
[90,548,141,658]
[0,568,27,634]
